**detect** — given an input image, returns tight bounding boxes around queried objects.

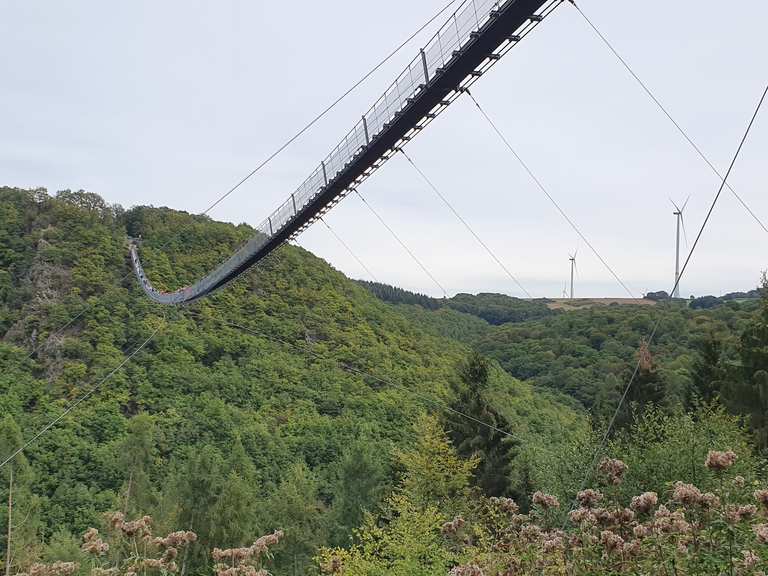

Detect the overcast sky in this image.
[2,0,766,299]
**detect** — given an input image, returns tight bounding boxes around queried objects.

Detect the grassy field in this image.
[546,298,657,310]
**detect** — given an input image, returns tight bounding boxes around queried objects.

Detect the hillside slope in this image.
[0,187,583,571]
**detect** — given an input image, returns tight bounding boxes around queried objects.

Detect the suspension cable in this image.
[466,89,637,299]
[354,188,448,297]
[0,314,166,470]
[566,82,768,523]
[570,1,768,236]
[320,216,380,282]
[198,0,461,217]
[399,148,533,299]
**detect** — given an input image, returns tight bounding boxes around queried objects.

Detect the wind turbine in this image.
[671,196,690,299]
[568,249,578,300]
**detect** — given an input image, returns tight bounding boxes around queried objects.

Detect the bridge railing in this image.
[227,0,508,267]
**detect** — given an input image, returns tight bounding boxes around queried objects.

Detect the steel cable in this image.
[570,1,768,236]
[354,189,448,297]
[467,89,637,299]
[400,148,533,298]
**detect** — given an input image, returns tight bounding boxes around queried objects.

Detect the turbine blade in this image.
[680,214,690,248]
[681,194,691,213]
[669,197,681,213]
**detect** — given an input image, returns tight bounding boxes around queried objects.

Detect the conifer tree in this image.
[329,437,386,545]
[117,413,158,517]
[727,275,768,447]
[445,353,512,497]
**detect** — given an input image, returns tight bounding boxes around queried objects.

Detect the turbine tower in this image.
[569,250,578,300]
[671,197,690,299]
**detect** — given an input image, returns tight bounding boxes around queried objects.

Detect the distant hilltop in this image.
[645,287,762,309]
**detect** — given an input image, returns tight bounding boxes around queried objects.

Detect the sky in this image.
[1,0,767,299]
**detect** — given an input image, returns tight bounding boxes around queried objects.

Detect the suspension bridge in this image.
[130,0,561,304]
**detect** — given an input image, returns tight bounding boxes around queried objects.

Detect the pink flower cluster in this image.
[532,491,560,510]
[704,450,737,471]
[630,492,658,514]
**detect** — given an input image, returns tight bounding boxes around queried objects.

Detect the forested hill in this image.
[361,261,767,440]
[0,187,582,572]
[356,280,553,324]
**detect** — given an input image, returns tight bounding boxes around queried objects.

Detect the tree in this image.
[117,414,158,517]
[445,353,512,496]
[396,415,477,512]
[260,461,327,576]
[329,437,387,546]
[317,416,469,576]
[615,343,665,429]
[726,275,768,447]
[0,416,41,572]
[690,333,726,404]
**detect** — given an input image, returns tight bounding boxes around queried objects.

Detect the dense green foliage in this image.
[367,280,765,433]
[2,186,766,574]
[0,187,581,574]
[358,281,552,325]
[318,404,768,575]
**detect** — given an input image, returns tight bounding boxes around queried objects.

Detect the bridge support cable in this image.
[0,314,166,471]
[186,311,515,440]
[131,0,563,305]
[466,89,638,300]
[399,148,533,298]
[354,189,448,297]
[319,216,380,283]
[564,82,768,524]
[570,2,768,236]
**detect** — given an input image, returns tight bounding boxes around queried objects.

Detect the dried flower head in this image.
[754,489,768,509]
[450,565,484,576]
[441,516,466,536]
[542,535,565,553]
[81,527,109,555]
[726,505,758,524]
[754,524,768,544]
[569,507,596,525]
[489,496,519,515]
[737,550,760,571]
[699,492,721,510]
[673,482,703,506]
[600,530,624,554]
[520,524,542,542]
[630,492,658,514]
[212,530,284,569]
[633,524,651,539]
[705,450,737,472]
[532,491,560,510]
[598,458,628,485]
[19,563,79,576]
[577,489,603,509]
